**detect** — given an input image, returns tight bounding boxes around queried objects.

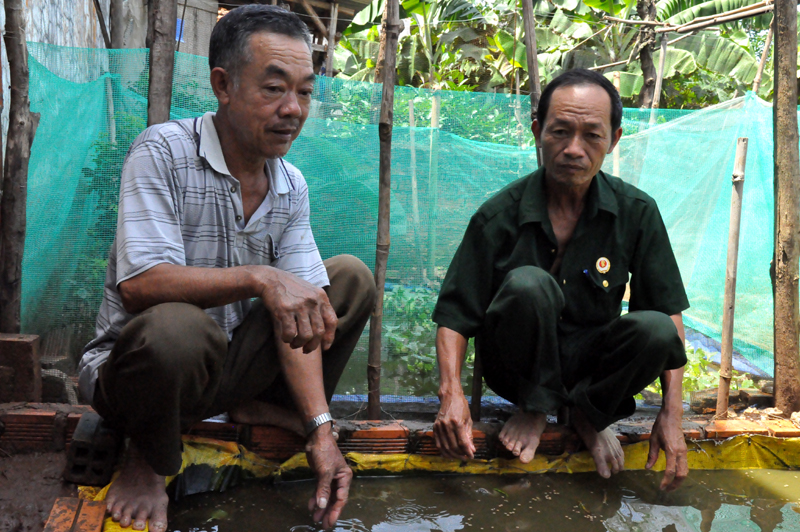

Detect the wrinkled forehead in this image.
[547,84,613,128]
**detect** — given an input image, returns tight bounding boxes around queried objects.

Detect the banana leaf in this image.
[672,31,758,85]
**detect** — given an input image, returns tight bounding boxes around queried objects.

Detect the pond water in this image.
[167,470,800,532]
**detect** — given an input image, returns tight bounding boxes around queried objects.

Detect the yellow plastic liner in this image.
[80,435,800,531]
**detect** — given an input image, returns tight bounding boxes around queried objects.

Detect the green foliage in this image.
[642,346,756,401]
[383,285,476,384]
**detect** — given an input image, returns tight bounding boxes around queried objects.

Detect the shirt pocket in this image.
[585,264,628,294]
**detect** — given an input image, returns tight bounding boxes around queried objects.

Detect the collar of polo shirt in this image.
[196,111,292,196]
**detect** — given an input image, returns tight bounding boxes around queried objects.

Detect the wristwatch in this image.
[305,412,333,436]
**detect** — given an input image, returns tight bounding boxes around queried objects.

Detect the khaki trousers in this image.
[93,255,376,475]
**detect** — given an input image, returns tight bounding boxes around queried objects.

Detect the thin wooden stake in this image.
[753,19,774,93]
[93,0,112,49]
[612,72,621,177]
[367,0,400,421]
[409,101,422,269]
[324,2,339,76]
[299,0,329,39]
[521,0,542,166]
[773,0,800,415]
[426,94,440,281]
[716,138,748,419]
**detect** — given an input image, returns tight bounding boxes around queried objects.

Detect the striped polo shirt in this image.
[78,112,329,402]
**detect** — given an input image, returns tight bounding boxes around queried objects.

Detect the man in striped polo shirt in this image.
[78,6,375,531]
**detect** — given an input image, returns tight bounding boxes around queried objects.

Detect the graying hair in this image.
[209,4,313,80]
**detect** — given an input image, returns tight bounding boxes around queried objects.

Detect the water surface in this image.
[168,470,800,531]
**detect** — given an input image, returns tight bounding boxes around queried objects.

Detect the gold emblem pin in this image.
[596,257,610,274]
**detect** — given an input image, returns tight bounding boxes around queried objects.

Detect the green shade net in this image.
[20,43,774,399]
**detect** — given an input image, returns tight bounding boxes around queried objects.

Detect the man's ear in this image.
[210,67,233,106]
[532,119,542,143]
[607,126,623,154]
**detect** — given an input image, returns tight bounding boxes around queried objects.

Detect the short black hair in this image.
[209,5,313,79]
[536,69,623,132]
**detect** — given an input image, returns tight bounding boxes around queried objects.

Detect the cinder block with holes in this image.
[63,412,121,486]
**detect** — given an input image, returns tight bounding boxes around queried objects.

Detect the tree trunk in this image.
[110,0,125,48]
[0,0,40,334]
[146,0,177,126]
[637,0,657,109]
[373,0,389,84]
[367,0,400,420]
[773,0,800,415]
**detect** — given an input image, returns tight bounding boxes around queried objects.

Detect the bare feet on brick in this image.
[230,400,338,440]
[498,411,548,463]
[572,408,624,478]
[105,443,168,532]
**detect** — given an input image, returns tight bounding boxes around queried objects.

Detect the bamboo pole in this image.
[324,2,339,76]
[521,0,542,166]
[0,0,40,334]
[603,15,668,26]
[367,0,400,421]
[409,101,422,267]
[773,0,800,415]
[655,3,777,33]
[752,19,774,93]
[612,72,621,177]
[716,138,749,418]
[426,93,440,281]
[649,34,668,125]
[146,0,177,126]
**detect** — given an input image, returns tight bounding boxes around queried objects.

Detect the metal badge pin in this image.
[596,257,611,274]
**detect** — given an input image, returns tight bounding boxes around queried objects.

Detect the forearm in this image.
[660,313,686,414]
[277,341,330,430]
[436,326,469,397]
[118,263,269,314]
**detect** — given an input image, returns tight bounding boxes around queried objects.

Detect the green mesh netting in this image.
[20,42,775,399]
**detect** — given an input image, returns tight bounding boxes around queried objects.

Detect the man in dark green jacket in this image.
[432,69,689,491]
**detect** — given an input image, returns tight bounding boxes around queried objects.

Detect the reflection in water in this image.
[168,470,800,532]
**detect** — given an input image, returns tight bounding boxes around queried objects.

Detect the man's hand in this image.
[305,425,352,529]
[434,390,476,460]
[646,407,688,491]
[258,268,338,353]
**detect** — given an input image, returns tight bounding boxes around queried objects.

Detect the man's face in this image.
[532,84,622,188]
[219,32,315,159]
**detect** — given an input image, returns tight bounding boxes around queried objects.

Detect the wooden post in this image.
[299,0,329,38]
[637,0,658,109]
[649,34,668,125]
[716,138,748,418]
[521,0,542,166]
[753,19,774,93]
[324,2,339,76]
[426,94,440,280]
[146,0,177,126]
[373,0,390,83]
[409,101,422,265]
[773,0,800,415]
[367,0,400,421]
[612,72,621,177]
[470,351,482,421]
[0,0,40,334]
[110,0,124,48]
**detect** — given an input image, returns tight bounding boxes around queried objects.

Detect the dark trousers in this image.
[477,266,686,431]
[93,255,376,476]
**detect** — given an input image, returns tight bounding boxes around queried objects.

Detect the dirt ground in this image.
[0,452,76,532]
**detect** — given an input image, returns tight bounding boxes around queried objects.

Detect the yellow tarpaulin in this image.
[81,435,800,531]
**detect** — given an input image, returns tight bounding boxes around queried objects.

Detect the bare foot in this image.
[498,411,547,463]
[230,400,338,440]
[572,408,624,478]
[105,443,168,532]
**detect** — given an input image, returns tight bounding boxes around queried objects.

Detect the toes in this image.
[511,439,523,457]
[519,444,537,464]
[150,501,169,532]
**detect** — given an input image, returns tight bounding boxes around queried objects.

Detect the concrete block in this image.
[0,333,42,402]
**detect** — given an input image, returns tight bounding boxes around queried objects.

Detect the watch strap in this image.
[305,412,333,436]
